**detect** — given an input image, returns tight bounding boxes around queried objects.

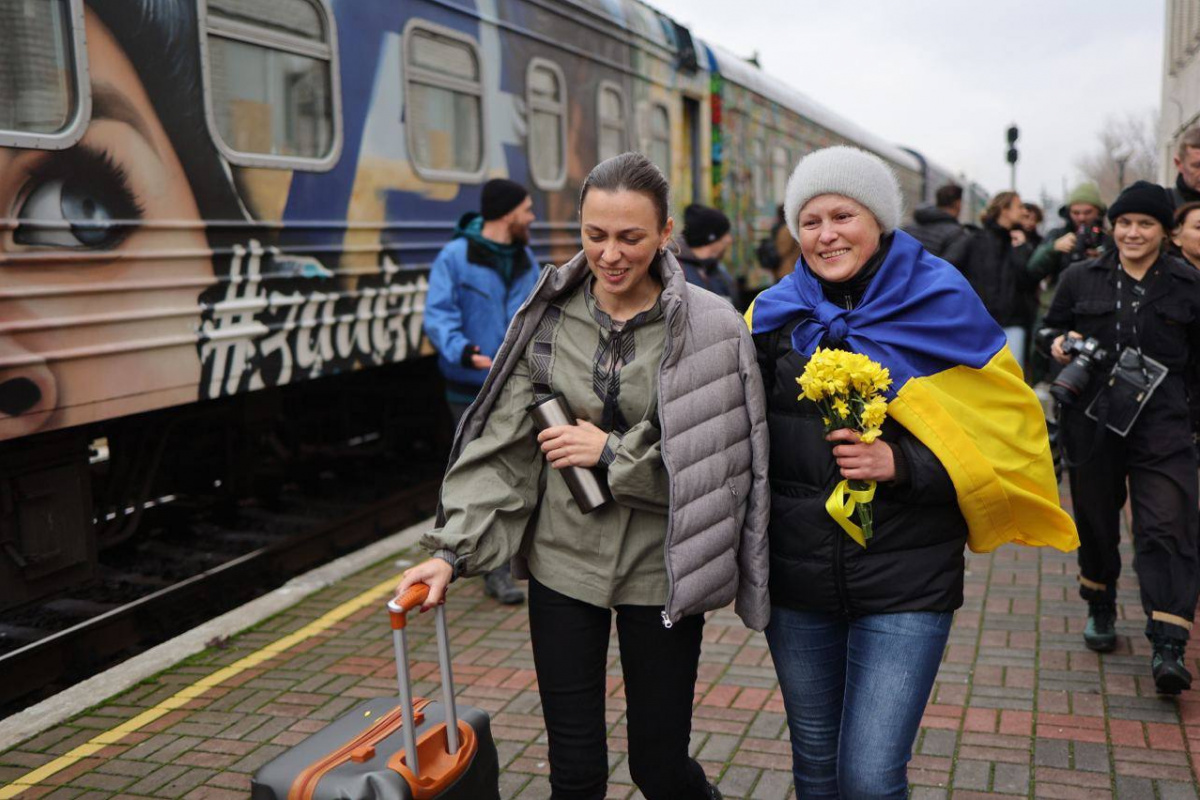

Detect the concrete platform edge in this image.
[0,516,434,752]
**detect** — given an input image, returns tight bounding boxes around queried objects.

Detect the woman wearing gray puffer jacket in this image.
[398,153,770,800]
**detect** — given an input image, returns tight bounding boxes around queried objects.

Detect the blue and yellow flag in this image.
[748,230,1078,554]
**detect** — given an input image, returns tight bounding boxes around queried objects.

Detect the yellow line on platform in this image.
[0,572,404,798]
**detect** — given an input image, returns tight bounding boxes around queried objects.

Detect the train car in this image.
[704,42,926,285]
[0,0,983,612]
[900,146,991,226]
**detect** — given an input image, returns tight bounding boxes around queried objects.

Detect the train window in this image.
[772,145,790,203]
[527,59,567,190]
[648,103,671,177]
[200,0,342,170]
[751,138,766,208]
[597,82,627,162]
[0,0,90,150]
[404,23,484,180]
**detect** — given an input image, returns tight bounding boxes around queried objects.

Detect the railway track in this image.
[0,475,440,717]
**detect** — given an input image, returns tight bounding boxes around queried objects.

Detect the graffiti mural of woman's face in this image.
[0,9,214,439]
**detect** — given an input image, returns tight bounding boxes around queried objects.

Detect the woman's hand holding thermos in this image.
[538,419,608,468]
[529,393,614,513]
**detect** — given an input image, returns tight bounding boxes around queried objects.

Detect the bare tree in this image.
[1074,110,1160,199]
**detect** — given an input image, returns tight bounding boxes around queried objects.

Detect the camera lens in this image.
[1050,356,1093,406]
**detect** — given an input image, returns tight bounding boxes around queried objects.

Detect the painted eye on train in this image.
[13,147,143,250]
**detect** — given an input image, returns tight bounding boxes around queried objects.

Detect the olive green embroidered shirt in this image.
[422,280,670,607]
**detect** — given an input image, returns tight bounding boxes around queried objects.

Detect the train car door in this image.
[682,97,702,204]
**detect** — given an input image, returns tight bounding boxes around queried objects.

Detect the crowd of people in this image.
[401,130,1200,798]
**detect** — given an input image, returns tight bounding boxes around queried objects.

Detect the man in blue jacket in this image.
[424,178,539,604]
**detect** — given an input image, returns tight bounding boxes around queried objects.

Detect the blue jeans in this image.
[765,607,953,799]
[1003,324,1027,372]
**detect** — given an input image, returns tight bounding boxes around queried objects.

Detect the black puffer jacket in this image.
[754,317,969,616]
[944,221,1037,327]
[902,206,967,259]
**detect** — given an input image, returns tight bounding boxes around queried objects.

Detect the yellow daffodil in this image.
[861,398,888,429]
[799,348,892,547]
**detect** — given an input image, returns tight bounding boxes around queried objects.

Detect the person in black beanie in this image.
[1042,180,1200,694]
[423,177,539,605]
[676,204,740,306]
[481,178,531,224]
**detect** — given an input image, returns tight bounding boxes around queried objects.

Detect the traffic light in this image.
[1006,125,1019,165]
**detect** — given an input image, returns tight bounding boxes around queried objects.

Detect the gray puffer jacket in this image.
[439,249,771,630]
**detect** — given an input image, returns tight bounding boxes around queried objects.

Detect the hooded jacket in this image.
[902,205,967,260]
[423,213,540,394]
[432,250,772,630]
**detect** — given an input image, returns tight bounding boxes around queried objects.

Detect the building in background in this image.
[1160,0,1200,181]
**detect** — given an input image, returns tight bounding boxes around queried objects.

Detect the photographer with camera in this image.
[1028,183,1111,283]
[1042,181,1200,695]
[1028,185,1111,383]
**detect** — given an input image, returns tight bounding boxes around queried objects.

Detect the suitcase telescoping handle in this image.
[387,584,460,777]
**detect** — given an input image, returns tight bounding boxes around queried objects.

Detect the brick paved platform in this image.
[1,516,1196,799]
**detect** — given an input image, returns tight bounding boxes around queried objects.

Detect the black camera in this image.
[1050,335,1108,406]
[1069,223,1104,263]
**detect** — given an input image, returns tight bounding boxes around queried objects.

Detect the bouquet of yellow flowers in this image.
[796,348,892,546]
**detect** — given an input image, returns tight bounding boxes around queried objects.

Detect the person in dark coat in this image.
[1169,125,1200,209]
[1022,202,1045,250]
[1027,183,1111,383]
[1173,201,1200,270]
[901,182,967,259]
[676,204,740,306]
[1028,183,1110,282]
[747,146,1075,798]
[1043,181,1200,695]
[944,191,1038,372]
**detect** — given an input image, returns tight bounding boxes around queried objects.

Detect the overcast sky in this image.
[648,0,1165,209]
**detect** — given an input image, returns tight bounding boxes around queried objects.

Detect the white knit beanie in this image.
[784,146,903,241]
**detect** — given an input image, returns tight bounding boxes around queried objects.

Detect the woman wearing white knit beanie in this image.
[746,146,1068,798]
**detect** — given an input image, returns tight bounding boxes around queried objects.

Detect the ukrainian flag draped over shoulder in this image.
[748,230,1078,554]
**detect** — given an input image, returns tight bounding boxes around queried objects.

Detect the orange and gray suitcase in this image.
[251,584,500,800]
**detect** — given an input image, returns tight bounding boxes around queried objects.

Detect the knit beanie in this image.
[784,146,903,242]
[683,204,732,247]
[1061,182,1105,215]
[1107,180,1174,231]
[481,178,529,221]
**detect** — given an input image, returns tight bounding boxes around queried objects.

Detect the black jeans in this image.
[527,577,711,800]
[1064,401,1200,643]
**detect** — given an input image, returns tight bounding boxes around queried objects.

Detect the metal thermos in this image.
[527,393,613,514]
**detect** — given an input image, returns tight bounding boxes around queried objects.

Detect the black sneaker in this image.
[1152,640,1192,695]
[483,569,525,605]
[1083,603,1117,653]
